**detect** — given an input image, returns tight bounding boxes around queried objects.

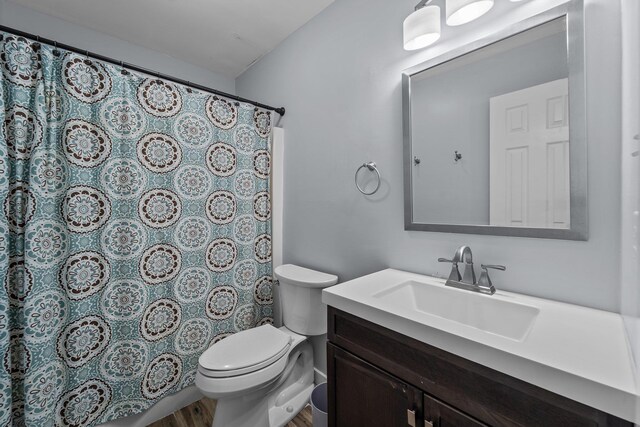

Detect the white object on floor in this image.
[310,382,328,427]
[195,264,338,427]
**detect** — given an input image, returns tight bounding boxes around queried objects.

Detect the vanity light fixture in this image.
[404,0,498,51]
[403,0,441,50]
[446,0,494,26]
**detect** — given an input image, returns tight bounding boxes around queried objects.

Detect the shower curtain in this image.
[0,32,274,427]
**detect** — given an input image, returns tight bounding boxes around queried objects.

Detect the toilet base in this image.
[268,383,314,427]
[210,340,314,427]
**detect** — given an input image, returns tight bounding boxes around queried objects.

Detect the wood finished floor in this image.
[148,397,313,427]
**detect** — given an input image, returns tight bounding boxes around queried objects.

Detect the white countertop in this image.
[322,269,639,424]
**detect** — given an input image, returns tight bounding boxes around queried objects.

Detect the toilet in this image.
[195,264,338,427]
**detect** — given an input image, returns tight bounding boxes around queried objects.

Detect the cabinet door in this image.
[424,394,488,427]
[328,343,423,427]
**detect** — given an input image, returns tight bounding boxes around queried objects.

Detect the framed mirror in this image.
[402,1,587,240]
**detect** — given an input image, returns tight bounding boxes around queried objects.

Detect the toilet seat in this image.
[198,325,292,378]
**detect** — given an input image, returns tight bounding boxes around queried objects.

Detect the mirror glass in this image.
[405,14,586,239]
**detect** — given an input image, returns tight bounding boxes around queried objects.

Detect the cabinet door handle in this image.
[407,409,416,427]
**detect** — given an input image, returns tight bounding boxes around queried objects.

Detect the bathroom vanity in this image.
[323,270,638,426]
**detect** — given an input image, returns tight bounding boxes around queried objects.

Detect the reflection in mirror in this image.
[409,17,572,230]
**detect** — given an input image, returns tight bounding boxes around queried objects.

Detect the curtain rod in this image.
[0,24,286,117]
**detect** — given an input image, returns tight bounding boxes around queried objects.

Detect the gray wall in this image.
[237,0,622,313]
[411,32,568,225]
[0,0,236,93]
[620,0,640,382]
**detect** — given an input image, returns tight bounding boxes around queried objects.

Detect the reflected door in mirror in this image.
[489,78,570,228]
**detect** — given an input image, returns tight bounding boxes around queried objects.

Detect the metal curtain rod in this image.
[0,24,286,116]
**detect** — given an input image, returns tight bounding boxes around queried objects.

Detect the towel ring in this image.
[355,162,381,195]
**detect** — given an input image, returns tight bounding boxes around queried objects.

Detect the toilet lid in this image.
[274,264,338,288]
[199,325,291,374]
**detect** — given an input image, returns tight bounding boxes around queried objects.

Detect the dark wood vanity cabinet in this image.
[423,394,488,427]
[327,307,632,427]
[330,345,422,427]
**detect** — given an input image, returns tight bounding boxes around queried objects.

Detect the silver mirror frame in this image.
[402,0,587,240]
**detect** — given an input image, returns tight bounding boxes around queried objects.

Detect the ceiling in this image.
[7,0,335,77]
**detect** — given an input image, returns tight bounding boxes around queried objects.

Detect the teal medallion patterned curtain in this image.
[0,32,274,427]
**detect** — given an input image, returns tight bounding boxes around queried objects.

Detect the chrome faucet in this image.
[438,246,504,295]
[453,245,476,285]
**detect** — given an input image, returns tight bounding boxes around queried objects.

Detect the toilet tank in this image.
[274,264,338,336]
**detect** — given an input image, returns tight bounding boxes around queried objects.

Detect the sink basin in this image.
[373,280,539,341]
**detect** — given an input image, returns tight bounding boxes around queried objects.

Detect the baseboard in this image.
[98,385,203,427]
[314,367,327,385]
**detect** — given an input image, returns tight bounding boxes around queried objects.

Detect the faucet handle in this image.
[481,264,506,271]
[477,264,505,293]
[438,258,461,282]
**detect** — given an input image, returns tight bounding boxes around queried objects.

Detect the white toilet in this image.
[195,264,338,427]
